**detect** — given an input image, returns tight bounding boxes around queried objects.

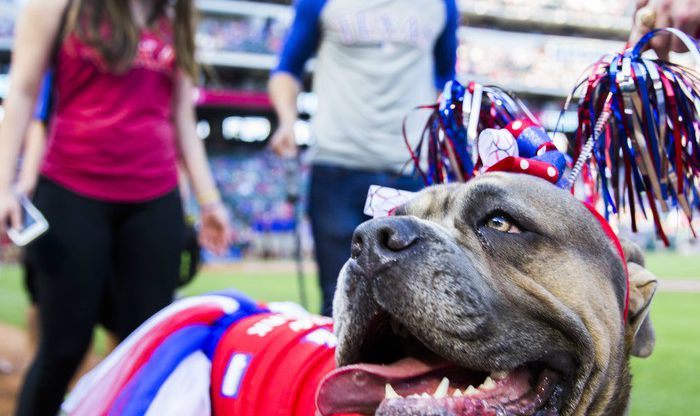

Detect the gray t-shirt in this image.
[275,0,457,173]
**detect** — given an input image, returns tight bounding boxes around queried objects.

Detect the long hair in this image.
[66,0,197,79]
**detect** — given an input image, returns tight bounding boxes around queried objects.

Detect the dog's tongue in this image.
[316,357,450,415]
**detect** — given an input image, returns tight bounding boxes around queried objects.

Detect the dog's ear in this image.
[619,238,645,268]
[620,239,657,358]
[627,262,657,357]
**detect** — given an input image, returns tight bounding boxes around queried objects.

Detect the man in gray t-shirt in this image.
[269,0,458,316]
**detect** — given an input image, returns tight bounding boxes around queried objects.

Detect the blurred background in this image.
[0,0,698,415]
[0,0,694,259]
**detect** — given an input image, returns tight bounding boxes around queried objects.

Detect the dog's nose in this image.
[351,217,420,261]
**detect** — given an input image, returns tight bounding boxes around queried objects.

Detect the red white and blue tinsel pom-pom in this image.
[405,29,700,245]
[569,28,700,245]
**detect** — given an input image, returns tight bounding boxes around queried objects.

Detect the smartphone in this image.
[7,195,49,246]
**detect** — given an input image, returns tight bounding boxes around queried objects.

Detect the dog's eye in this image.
[485,214,521,234]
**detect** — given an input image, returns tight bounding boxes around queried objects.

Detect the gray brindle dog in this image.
[317,173,657,416]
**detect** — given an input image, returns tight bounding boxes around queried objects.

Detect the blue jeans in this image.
[308,164,424,316]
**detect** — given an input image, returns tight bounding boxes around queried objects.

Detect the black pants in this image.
[16,178,184,416]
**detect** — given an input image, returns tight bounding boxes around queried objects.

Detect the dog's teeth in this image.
[480,376,496,390]
[433,377,449,398]
[465,385,478,396]
[421,393,431,398]
[453,389,463,397]
[491,370,508,380]
[385,383,401,399]
[408,394,420,399]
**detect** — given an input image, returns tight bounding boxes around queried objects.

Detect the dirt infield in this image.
[0,324,27,416]
[0,324,105,416]
[660,279,700,292]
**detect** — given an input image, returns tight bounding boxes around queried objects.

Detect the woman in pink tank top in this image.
[0,1,231,414]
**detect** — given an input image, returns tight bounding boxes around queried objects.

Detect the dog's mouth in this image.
[317,312,572,415]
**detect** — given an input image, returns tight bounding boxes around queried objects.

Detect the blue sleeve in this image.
[433,0,458,90]
[272,0,326,81]
[33,71,53,122]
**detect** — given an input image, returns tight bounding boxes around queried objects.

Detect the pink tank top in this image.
[41,20,179,202]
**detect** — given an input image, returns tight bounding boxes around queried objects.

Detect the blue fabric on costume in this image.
[109,325,211,416]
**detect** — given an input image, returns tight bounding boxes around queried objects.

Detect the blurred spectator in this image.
[456,28,624,95]
[463,0,632,17]
[197,15,288,56]
[268,0,458,316]
[208,151,309,251]
[0,1,230,415]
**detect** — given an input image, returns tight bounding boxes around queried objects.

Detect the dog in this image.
[317,172,657,416]
[62,172,657,416]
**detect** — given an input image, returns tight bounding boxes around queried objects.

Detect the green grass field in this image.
[642,250,700,280]
[629,292,700,415]
[0,251,699,415]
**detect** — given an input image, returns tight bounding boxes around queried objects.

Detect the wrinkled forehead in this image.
[402,174,580,222]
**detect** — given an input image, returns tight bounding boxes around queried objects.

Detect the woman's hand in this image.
[198,202,231,255]
[0,191,22,237]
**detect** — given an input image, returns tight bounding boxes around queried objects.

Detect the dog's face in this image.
[317,173,657,416]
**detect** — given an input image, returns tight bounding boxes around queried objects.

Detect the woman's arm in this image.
[0,0,68,233]
[16,121,47,196]
[173,72,231,254]
[173,73,219,206]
